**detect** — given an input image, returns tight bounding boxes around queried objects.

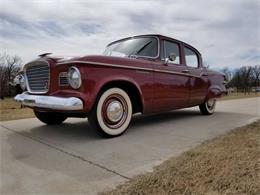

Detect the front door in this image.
[153,40,190,112]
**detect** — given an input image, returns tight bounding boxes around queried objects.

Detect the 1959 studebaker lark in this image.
[15,34,226,137]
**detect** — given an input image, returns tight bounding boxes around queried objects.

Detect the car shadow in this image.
[24,120,100,141]
[16,109,239,140]
[131,109,202,127]
[17,109,202,140]
[5,109,204,181]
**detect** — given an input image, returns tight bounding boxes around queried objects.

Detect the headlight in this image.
[19,74,27,90]
[68,67,82,89]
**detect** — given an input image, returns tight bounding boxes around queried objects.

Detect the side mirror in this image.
[165,53,177,64]
[168,53,177,62]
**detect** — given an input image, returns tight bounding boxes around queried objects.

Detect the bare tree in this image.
[0,53,22,99]
[241,66,253,94]
[0,66,7,99]
[228,65,260,94]
[229,70,238,91]
[252,65,260,93]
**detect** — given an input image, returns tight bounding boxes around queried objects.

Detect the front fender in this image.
[86,75,144,113]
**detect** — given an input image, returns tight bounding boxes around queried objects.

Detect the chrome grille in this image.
[59,72,68,86]
[25,61,50,93]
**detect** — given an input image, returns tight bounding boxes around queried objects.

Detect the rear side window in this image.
[163,41,180,64]
[184,47,198,68]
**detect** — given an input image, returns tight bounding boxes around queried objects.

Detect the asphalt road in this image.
[1,97,259,194]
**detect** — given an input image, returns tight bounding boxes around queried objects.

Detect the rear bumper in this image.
[14,92,83,110]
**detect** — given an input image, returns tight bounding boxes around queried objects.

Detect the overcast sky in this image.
[0,0,259,69]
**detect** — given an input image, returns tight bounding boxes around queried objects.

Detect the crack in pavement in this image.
[0,124,131,180]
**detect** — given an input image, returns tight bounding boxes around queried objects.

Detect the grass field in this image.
[103,120,260,195]
[0,98,34,121]
[221,92,260,101]
[0,93,259,122]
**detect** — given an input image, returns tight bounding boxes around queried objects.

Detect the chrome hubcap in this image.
[207,99,216,110]
[106,100,124,123]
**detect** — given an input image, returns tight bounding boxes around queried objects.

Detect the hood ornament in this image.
[38,53,52,58]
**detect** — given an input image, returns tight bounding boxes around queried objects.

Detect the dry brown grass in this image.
[220,92,260,101]
[103,120,260,195]
[0,98,34,121]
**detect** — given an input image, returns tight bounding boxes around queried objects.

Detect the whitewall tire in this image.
[89,88,132,138]
[199,99,216,115]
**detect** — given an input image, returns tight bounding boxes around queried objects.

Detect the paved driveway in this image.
[1,97,259,194]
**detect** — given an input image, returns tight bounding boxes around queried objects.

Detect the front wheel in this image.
[34,110,67,125]
[199,99,216,115]
[88,88,133,138]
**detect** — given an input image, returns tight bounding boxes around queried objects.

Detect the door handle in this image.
[182,69,190,73]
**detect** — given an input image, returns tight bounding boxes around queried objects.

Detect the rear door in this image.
[184,45,208,106]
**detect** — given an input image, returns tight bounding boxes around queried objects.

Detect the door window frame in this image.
[183,45,201,69]
[161,39,183,65]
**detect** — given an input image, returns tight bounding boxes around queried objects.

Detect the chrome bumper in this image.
[14,92,83,110]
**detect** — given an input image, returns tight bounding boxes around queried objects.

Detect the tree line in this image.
[0,53,22,99]
[221,65,260,93]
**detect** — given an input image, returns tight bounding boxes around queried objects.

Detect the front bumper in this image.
[14,92,83,110]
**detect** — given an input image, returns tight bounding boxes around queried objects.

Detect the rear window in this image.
[184,47,199,68]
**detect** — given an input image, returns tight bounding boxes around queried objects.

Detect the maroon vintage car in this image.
[15,34,226,137]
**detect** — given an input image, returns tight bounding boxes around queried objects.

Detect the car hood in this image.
[56,55,157,66]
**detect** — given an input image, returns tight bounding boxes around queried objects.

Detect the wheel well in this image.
[99,81,143,114]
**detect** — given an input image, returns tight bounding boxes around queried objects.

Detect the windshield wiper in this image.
[128,40,152,58]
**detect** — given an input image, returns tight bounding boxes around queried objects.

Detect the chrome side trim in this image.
[58,60,153,71]
[154,69,200,78]
[14,92,83,110]
[57,61,202,79]
[136,70,150,74]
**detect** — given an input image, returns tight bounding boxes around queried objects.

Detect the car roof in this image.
[107,34,201,56]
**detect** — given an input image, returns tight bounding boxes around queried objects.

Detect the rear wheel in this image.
[88,88,132,138]
[199,99,216,115]
[34,110,67,125]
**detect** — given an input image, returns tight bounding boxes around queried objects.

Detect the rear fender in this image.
[205,85,225,101]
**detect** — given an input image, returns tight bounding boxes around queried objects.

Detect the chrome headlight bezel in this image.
[67,66,82,89]
[19,74,27,90]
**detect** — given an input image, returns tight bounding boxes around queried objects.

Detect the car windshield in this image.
[103,37,158,58]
